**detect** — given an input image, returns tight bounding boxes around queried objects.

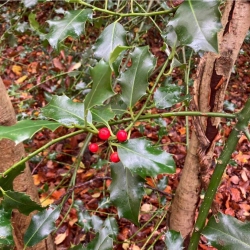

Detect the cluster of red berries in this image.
[88,127,128,163]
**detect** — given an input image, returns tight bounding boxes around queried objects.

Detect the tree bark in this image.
[169,0,250,239]
[0,77,55,250]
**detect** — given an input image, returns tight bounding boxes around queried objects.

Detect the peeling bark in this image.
[169,0,250,239]
[0,77,55,250]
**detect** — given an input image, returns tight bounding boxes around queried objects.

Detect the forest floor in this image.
[0,2,250,250]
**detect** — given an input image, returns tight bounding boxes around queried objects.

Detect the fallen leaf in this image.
[15,75,27,84]
[12,65,22,75]
[241,169,248,182]
[230,187,241,202]
[55,231,67,245]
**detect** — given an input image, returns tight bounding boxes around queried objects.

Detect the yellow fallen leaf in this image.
[12,65,22,76]
[54,232,67,245]
[92,192,101,198]
[15,75,28,84]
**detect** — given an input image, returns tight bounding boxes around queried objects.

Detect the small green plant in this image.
[0,0,250,249]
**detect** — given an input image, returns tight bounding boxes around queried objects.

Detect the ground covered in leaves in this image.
[0,2,250,250]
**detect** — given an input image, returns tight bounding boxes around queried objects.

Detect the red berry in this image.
[98,127,111,140]
[110,152,120,163]
[88,143,99,153]
[116,130,128,142]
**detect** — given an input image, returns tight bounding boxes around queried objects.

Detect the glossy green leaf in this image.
[84,60,114,110]
[73,200,93,232]
[157,176,168,190]
[93,22,127,61]
[42,95,92,126]
[0,205,14,247]
[109,94,127,116]
[202,213,250,250]
[28,13,45,38]
[85,229,113,250]
[168,0,221,52]
[92,215,104,232]
[154,84,184,109]
[24,205,60,247]
[23,0,37,8]
[1,190,44,216]
[103,217,118,239]
[118,46,156,108]
[165,230,184,250]
[109,163,144,225]
[91,105,115,126]
[91,159,109,169]
[117,138,176,178]
[0,120,60,144]
[109,45,131,70]
[46,9,92,49]
[0,163,26,192]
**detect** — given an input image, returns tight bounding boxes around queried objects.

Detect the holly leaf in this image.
[0,205,13,247]
[1,190,44,216]
[109,94,127,116]
[24,205,61,247]
[0,163,26,192]
[93,22,127,61]
[0,120,60,144]
[46,9,92,49]
[103,217,118,239]
[116,138,176,178]
[202,213,250,250]
[85,229,113,250]
[168,0,221,52]
[84,60,114,110]
[165,230,184,250]
[118,46,156,108]
[154,84,184,109]
[109,163,144,225]
[42,95,92,127]
[91,104,115,126]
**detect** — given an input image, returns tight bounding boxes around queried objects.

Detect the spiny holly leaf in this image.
[46,9,92,49]
[103,217,118,239]
[42,95,92,127]
[0,120,60,144]
[0,205,14,247]
[154,84,184,109]
[109,163,144,225]
[109,45,131,70]
[73,200,93,232]
[165,230,184,250]
[85,229,113,250]
[91,104,115,126]
[116,138,176,178]
[0,163,26,192]
[118,46,156,108]
[1,190,44,216]
[93,22,127,62]
[84,60,114,111]
[168,0,221,52]
[202,213,250,250]
[24,205,60,247]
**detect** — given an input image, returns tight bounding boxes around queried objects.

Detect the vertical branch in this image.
[189,98,250,250]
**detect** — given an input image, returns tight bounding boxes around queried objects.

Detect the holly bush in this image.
[0,0,250,249]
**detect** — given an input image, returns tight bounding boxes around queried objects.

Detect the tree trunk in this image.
[169,0,250,239]
[0,77,55,250]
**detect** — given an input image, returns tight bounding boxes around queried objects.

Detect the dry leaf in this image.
[55,232,67,245]
[12,65,22,76]
[15,75,27,84]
